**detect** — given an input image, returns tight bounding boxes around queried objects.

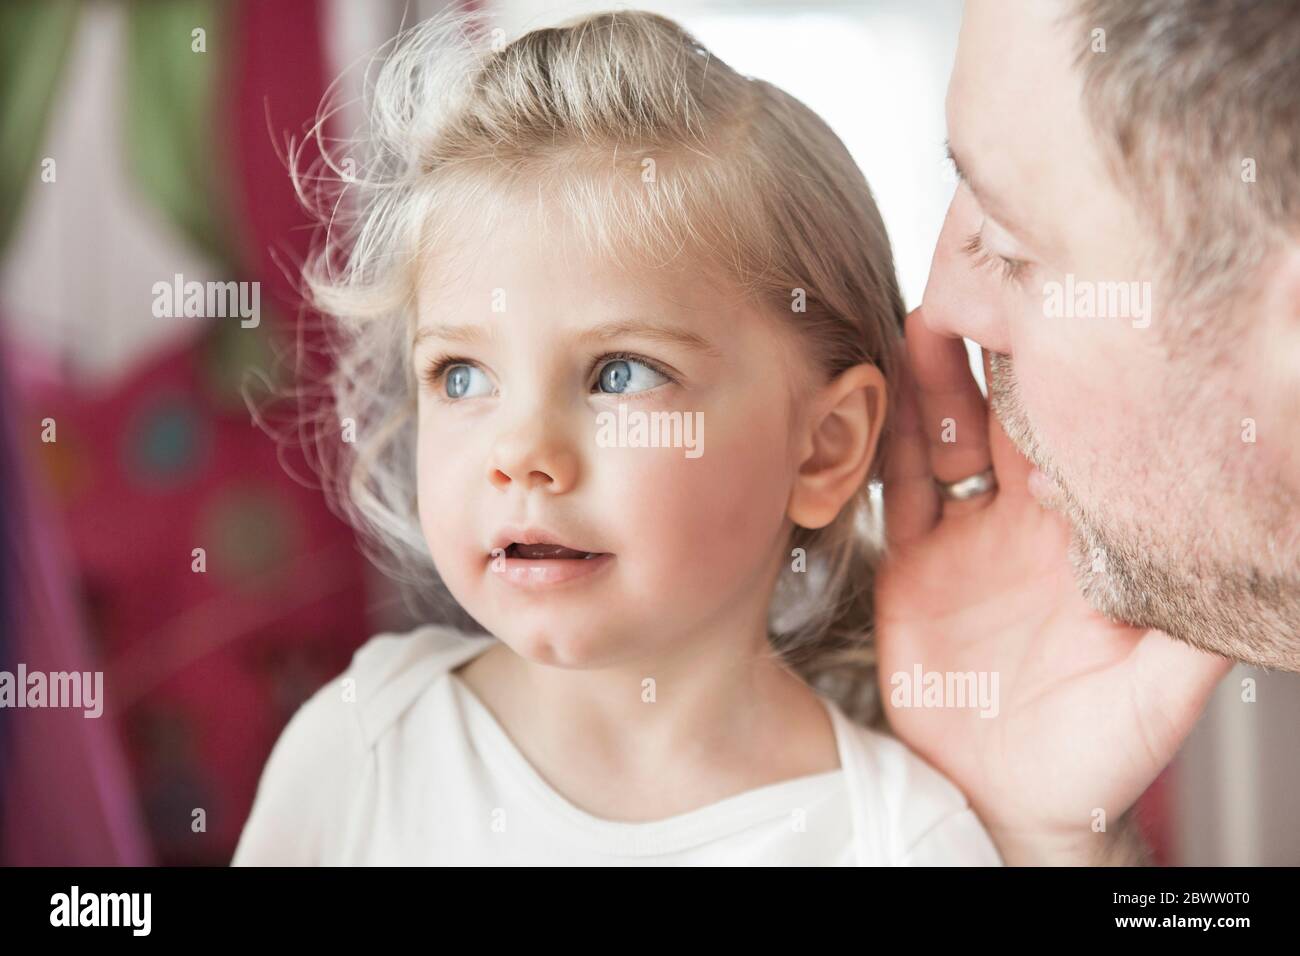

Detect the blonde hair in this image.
[276,9,904,726]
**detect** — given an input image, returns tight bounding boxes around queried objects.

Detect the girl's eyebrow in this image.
[413,318,722,357]
[576,319,723,357]
[413,322,491,350]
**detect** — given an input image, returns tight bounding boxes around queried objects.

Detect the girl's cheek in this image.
[416,425,483,574]
[603,423,790,588]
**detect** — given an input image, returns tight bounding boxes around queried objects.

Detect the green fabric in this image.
[0,0,81,255]
[123,0,238,267]
[1,0,277,400]
[122,0,279,402]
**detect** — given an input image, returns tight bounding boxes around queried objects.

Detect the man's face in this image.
[924,0,1299,667]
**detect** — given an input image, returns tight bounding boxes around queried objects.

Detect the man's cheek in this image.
[1013,334,1092,451]
[1014,326,1138,493]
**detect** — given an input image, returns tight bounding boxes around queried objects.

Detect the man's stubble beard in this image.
[984,351,1298,671]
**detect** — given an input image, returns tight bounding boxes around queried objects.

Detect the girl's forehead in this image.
[421,164,741,287]
[419,205,740,321]
[416,259,741,346]
[411,233,797,369]
[410,170,797,356]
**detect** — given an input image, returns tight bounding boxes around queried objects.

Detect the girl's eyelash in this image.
[587,351,678,393]
[420,353,473,393]
[962,229,1030,285]
[418,351,679,398]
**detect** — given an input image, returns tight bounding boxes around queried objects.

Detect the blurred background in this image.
[0,0,1295,866]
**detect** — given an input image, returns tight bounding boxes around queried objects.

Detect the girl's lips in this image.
[491,552,615,590]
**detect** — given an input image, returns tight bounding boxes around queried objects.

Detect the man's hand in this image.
[873,307,1231,865]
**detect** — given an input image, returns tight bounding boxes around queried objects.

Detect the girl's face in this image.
[413,193,816,669]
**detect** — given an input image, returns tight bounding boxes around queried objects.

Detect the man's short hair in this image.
[1070,0,1299,337]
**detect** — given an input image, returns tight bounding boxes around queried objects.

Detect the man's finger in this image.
[883,344,940,548]
[905,306,993,516]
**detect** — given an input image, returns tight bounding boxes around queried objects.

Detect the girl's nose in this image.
[488,418,580,495]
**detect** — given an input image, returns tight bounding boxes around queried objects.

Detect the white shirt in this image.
[231,624,1002,866]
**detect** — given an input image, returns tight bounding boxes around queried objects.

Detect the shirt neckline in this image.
[446,660,849,856]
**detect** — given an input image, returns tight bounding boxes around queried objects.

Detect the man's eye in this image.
[962,229,1030,286]
[595,356,670,395]
[443,363,492,399]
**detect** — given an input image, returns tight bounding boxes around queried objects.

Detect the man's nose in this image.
[488,411,580,495]
[920,190,1013,355]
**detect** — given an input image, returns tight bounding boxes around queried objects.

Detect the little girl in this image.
[233,9,1001,866]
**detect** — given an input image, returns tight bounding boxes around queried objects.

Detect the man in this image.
[875,0,1298,864]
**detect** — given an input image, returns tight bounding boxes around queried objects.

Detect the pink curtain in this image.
[0,328,153,865]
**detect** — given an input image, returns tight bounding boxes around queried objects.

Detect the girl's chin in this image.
[495,626,627,669]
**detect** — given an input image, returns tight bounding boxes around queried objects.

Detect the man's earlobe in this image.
[787,363,887,529]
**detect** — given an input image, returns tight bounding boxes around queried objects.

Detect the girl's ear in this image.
[787,363,887,530]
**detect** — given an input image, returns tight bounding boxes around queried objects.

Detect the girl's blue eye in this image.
[445,364,491,399]
[597,358,668,394]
